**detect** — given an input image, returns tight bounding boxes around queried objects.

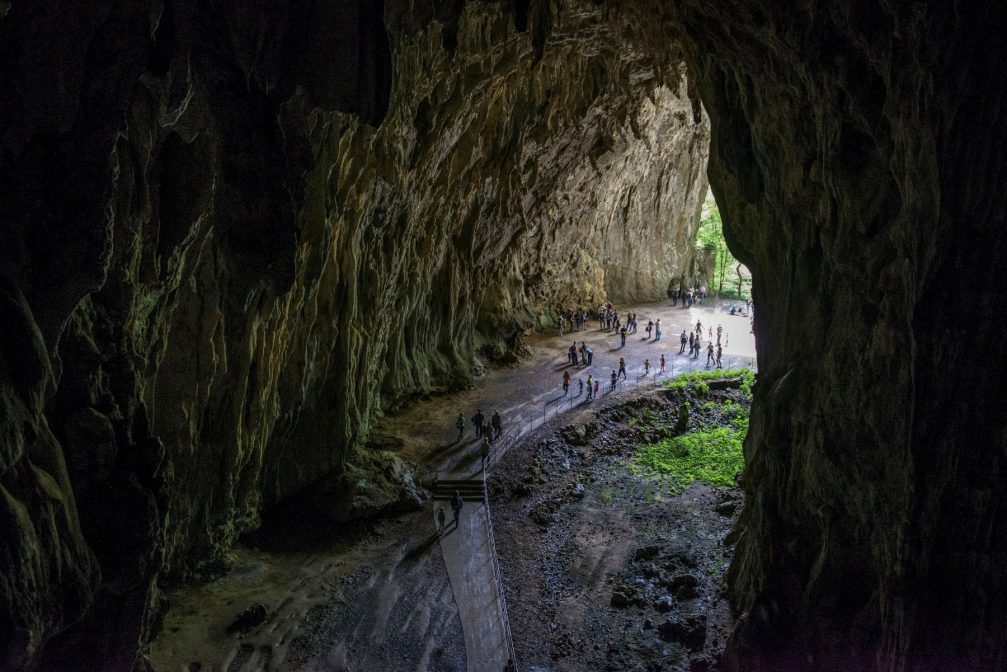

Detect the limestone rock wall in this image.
[0,1,708,667]
[609,1,1007,670]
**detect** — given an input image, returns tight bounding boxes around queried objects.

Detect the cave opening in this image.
[1,1,1006,672]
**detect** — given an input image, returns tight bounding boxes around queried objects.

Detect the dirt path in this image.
[148,298,755,671]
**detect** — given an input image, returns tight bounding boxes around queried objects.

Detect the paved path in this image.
[435,503,510,672]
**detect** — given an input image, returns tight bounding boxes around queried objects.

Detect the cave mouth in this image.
[3,1,1006,671]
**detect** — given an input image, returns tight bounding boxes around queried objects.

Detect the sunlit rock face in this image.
[609,1,1007,670]
[0,1,707,667]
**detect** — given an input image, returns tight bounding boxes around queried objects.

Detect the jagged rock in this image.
[657,614,707,651]
[668,574,701,600]
[561,422,600,447]
[633,546,661,562]
[313,452,424,523]
[610,585,639,608]
[715,500,738,517]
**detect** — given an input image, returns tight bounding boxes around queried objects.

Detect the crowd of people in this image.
[450,296,747,476]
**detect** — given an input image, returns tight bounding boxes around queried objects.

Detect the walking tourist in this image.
[451,492,463,526]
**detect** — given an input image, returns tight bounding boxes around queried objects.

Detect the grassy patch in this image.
[635,423,746,492]
[635,369,753,492]
[664,368,754,399]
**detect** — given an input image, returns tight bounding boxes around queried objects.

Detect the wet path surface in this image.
[149,299,755,671]
[384,298,755,475]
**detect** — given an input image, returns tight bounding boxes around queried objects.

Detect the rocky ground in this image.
[492,379,747,672]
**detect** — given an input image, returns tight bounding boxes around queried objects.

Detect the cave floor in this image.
[384,297,756,477]
[148,299,753,672]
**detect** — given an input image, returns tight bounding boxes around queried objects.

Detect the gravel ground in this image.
[490,382,746,672]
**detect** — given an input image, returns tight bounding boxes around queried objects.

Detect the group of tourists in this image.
[457,408,503,444]
[667,286,706,307]
[677,320,726,367]
[558,309,591,335]
[566,341,594,366]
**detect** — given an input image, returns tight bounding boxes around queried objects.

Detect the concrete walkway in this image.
[435,503,510,672]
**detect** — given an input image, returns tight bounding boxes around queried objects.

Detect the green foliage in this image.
[635,421,747,492]
[664,368,754,400]
[634,369,756,492]
[634,411,747,493]
[697,194,750,298]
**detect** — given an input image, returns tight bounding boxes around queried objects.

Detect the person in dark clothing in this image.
[456,413,465,441]
[491,411,502,439]
[618,357,627,380]
[707,342,715,367]
[481,438,491,468]
[472,409,485,436]
[563,370,571,395]
[620,327,627,347]
[451,492,463,526]
[680,330,687,354]
[716,344,723,369]
[438,507,446,533]
[610,370,617,389]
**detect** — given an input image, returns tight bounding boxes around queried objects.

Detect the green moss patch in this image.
[636,370,753,492]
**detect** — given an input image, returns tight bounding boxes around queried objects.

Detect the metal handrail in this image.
[482,474,519,671]
[485,353,756,469]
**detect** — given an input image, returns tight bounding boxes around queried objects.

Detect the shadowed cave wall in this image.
[1,1,1006,671]
[616,1,1006,671]
[0,1,710,668]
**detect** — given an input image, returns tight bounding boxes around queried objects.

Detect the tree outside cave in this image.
[697,192,751,300]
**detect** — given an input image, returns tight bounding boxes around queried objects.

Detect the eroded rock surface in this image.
[616,1,1007,670]
[0,1,708,667]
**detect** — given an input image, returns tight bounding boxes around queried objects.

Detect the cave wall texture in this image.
[2,0,1006,671]
[0,1,710,668]
[618,1,1006,671]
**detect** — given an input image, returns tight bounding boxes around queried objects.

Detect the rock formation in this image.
[3,0,1006,670]
[621,1,1007,670]
[0,1,707,667]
